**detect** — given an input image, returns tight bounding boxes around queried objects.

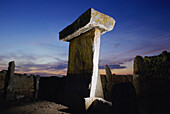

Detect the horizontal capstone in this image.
[59,8,115,42]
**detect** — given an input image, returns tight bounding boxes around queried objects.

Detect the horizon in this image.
[0,51,169,77]
[0,0,170,76]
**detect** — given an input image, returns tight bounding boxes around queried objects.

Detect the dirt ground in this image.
[0,99,70,114]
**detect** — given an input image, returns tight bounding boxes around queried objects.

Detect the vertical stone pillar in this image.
[133,56,144,95]
[3,61,15,100]
[8,61,15,78]
[105,65,113,101]
[34,75,40,98]
[59,8,115,110]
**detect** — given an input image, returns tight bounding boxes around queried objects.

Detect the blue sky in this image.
[0,0,170,76]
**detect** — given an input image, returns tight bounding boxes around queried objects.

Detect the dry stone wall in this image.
[101,74,133,101]
[133,51,170,95]
[101,65,133,101]
[134,51,170,80]
[6,74,40,100]
[143,51,170,79]
[0,61,40,101]
[133,51,170,113]
[0,70,7,101]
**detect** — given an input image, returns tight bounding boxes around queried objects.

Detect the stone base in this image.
[84,97,112,110]
[85,97,113,114]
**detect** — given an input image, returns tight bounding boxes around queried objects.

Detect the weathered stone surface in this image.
[133,51,170,96]
[133,51,170,113]
[64,28,104,111]
[85,72,104,109]
[143,51,170,79]
[89,28,103,99]
[65,28,100,110]
[59,8,115,41]
[60,8,115,111]
[0,61,40,101]
[7,76,34,100]
[5,74,40,100]
[67,29,95,75]
[93,72,103,98]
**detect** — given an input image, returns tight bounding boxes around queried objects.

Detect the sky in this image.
[0,0,170,76]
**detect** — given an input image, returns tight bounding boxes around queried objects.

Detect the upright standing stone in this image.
[105,65,112,82]
[8,61,15,77]
[105,65,113,101]
[34,75,40,98]
[59,8,115,110]
[133,56,144,95]
[3,61,15,100]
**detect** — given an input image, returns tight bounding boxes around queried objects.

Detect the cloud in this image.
[100,34,170,65]
[0,55,10,61]
[0,51,69,76]
[99,57,134,66]
[14,58,68,75]
[139,44,170,56]
[113,58,134,65]
[114,43,120,48]
[99,64,126,69]
[0,53,37,63]
[46,63,67,70]
[35,42,67,51]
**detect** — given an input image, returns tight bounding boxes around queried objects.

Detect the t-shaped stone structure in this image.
[59,8,115,110]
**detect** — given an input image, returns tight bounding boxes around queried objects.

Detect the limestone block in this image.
[6,75,38,100]
[67,29,95,75]
[7,76,34,94]
[85,97,112,113]
[60,8,116,111]
[65,28,103,110]
[93,72,104,98]
[133,56,145,95]
[59,8,115,41]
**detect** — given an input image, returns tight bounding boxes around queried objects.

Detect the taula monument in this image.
[59,8,115,110]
